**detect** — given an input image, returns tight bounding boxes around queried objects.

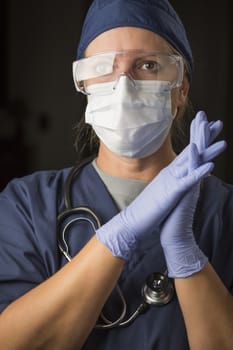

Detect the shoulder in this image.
[196,174,233,245]
[0,168,71,207]
[200,175,233,214]
[203,174,233,194]
[2,168,71,193]
[197,174,233,227]
[196,175,233,291]
[0,168,73,241]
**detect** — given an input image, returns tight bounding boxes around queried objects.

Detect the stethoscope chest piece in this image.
[142,272,174,306]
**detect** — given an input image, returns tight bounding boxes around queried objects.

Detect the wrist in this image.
[162,243,208,278]
[95,212,137,261]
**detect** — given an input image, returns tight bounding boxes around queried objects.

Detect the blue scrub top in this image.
[0,162,233,349]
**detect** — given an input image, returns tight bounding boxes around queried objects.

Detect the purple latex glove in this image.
[96,150,211,260]
[190,110,226,164]
[160,111,226,278]
[96,113,225,261]
[160,184,206,278]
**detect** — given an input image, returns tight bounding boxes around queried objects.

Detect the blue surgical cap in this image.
[77,0,193,77]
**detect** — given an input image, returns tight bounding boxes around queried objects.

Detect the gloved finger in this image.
[190,117,196,145]
[171,144,194,178]
[172,143,200,178]
[185,162,214,186]
[190,112,201,144]
[198,120,210,152]
[209,120,223,144]
[201,140,227,163]
[190,111,204,144]
[190,111,208,151]
[172,144,189,167]
[196,110,208,122]
[188,143,200,173]
[197,119,223,152]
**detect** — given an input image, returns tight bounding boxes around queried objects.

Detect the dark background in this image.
[0,0,232,190]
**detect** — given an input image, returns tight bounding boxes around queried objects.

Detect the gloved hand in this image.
[160,111,226,278]
[190,110,226,164]
[96,113,225,261]
[160,183,206,278]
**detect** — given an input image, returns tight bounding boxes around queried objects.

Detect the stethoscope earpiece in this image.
[142,272,174,306]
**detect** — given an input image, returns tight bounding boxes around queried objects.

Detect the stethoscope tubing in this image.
[57,158,174,328]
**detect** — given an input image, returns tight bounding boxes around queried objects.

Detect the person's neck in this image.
[96,138,176,182]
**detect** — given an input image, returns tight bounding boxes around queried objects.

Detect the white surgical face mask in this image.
[85,76,175,158]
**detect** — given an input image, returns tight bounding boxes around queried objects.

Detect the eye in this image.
[141,60,160,72]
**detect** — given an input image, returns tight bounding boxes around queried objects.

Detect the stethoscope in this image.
[57,156,175,329]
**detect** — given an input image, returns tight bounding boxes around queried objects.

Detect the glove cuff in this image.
[96,212,137,261]
[163,244,208,278]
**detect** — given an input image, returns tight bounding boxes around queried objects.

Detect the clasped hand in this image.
[96,111,226,277]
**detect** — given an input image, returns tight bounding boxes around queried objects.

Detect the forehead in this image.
[85,27,173,56]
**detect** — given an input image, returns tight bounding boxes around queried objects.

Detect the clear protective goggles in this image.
[72,50,184,95]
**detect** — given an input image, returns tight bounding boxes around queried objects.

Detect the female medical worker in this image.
[0,1,232,349]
